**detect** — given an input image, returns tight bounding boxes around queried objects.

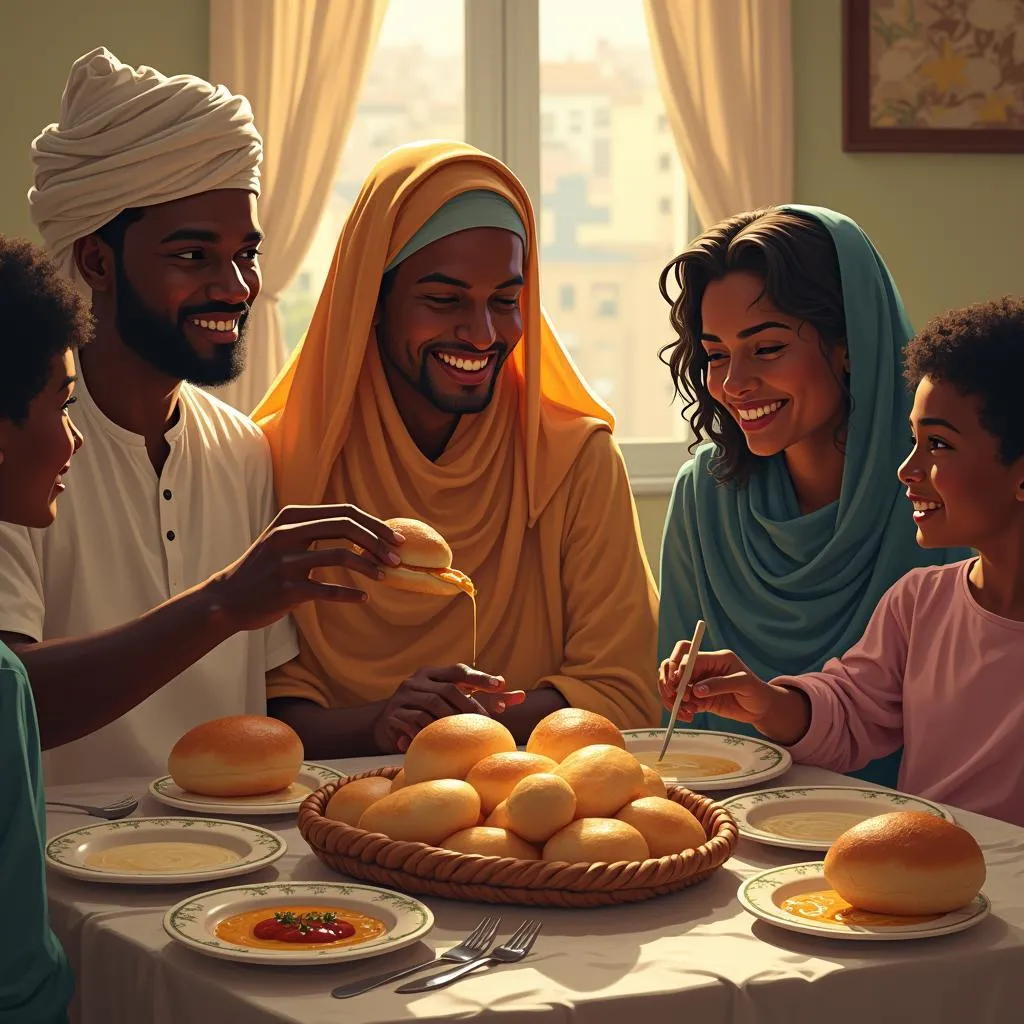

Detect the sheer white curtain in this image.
[208,0,388,414]
[644,0,793,229]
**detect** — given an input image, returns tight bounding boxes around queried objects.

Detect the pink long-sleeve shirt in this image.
[780,559,1024,826]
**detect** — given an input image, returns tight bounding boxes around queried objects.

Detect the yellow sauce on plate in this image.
[756,811,870,842]
[636,751,742,779]
[780,889,942,928]
[215,905,387,950]
[84,842,240,873]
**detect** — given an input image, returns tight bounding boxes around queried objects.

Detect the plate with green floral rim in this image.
[738,862,990,941]
[149,763,343,816]
[163,881,435,965]
[622,729,792,791]
[719,786,955,852]
[46,817,286,885]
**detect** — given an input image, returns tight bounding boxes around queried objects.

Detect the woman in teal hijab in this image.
[656,206,970,786]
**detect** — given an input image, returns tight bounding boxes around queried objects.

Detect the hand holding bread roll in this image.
[824,811,986,915]
[168,715,303,797]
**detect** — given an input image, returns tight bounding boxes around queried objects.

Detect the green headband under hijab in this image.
[386,189,528,272]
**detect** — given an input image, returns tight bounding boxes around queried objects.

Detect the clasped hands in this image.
[372,664,526,754]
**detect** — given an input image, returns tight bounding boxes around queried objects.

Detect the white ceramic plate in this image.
[719,785,955,851]
[164,881,435,965]
[622,728,792,791]
[46,817,286,885]
[739,862,990,941]
[149,763,342,816]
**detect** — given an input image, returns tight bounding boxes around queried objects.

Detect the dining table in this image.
[44,757,1024,1024]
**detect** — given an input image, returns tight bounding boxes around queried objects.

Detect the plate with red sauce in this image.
[738,863,990,941]
[163,881,434,965]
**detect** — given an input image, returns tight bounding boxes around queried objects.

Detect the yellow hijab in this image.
[254,141,652,715]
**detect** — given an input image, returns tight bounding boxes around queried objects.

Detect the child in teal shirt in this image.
[0,237,90,1023]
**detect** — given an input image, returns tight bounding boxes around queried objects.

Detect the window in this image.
[278,0,465,352]
[286,0,692,488]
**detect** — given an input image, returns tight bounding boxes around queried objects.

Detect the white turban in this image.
[28,47,263,287]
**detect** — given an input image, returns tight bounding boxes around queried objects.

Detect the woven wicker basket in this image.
[298,766,738,907]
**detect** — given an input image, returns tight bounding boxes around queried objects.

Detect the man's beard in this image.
[113,260,249,386]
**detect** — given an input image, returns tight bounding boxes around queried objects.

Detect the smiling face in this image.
[700,271,849,462]
[0,351,83,527]
[376,226,525,423]
[84,189,263,386]
[899,376,1024,550]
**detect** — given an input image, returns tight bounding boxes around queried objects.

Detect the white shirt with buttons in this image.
[0,352,299,784]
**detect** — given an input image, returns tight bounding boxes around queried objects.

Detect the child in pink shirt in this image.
[660,297,1024,826]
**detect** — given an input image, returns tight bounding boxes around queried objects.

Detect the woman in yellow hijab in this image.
[254,141,659,755]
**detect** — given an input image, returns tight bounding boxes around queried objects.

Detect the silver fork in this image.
[331,915,501,998]
[396,919,542,993]
[45,796,139,820]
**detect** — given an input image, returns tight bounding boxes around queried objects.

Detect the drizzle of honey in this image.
[215,904,387,951]
[780,889,943,928]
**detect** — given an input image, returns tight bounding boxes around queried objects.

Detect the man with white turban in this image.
[0,48,403,784]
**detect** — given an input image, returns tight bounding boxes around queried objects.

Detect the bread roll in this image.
[440,826,540,859]
[485,799,512,830]
[377,518,474,597]
[465,751,558,813]
[554,744,646,818]
[324,776,393,826]
[357,779,480,845]
[543,818,649,864]
[640,764,668,799]
[505,773,577,844]
[403,714,516,785]
[168,715,303,797]
[615,797,706,857]
[526,707,625,763]
[824,811,986,915]
[390,768,406,792]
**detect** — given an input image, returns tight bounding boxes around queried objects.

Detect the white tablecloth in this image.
[44,760,1024,1024]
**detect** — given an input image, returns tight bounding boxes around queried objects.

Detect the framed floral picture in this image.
[843,0,1024,152]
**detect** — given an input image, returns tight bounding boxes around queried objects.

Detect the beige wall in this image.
[1,0,1019,586]
[0,0,209,241]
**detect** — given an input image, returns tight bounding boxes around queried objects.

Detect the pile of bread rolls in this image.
[168,715,305,797]
[324,709,708,864]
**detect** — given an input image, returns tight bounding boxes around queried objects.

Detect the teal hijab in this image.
[657,205,971,786]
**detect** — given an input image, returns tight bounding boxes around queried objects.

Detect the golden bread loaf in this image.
[357,779,481,845]
[543,818,650,864]
[554,744,646,818]
[615,797,706,857]
[167,715,303,797]
[824,811,986,915]
[464,751,558,813]
[403,714,516,785]
[526,707,625,763]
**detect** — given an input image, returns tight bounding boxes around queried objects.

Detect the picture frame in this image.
[843,0,1024,153]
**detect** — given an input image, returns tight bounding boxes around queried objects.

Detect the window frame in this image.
[465,0,691,493]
